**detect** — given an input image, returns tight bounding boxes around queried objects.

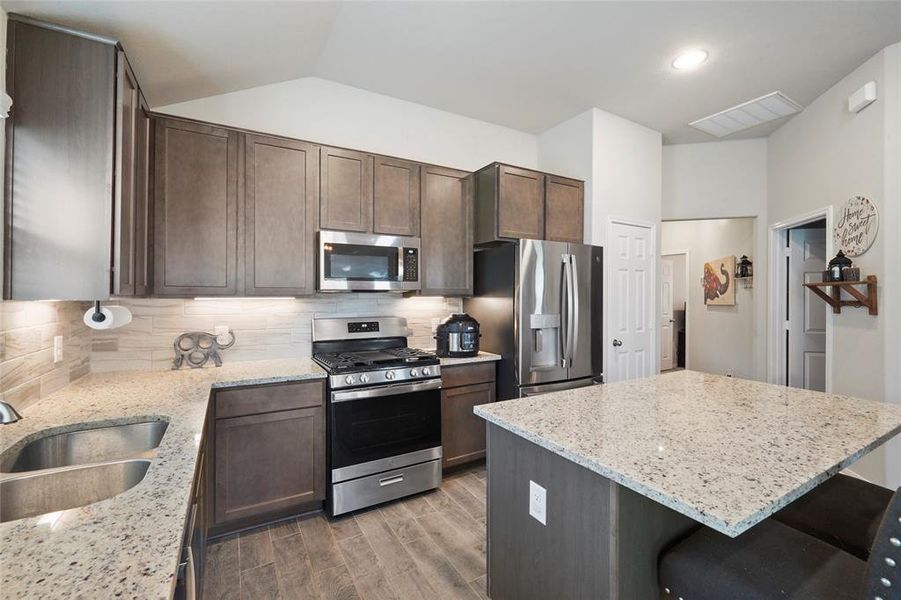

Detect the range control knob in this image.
[410,368,419,377]
[360,374,370,383]
[385,371,396,380]
[422,367,431,376]
[344,375,355,385]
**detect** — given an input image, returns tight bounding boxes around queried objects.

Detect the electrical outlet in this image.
[53,335,64,363]
[529,480,547,525]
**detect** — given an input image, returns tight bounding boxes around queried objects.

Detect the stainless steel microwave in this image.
[318,230,421,291]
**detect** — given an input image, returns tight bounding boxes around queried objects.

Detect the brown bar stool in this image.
[773,473,893,560]
[658,487,900,600]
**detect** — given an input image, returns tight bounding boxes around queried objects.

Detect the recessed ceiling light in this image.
[672,49,708,70]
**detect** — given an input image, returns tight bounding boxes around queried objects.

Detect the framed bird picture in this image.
[703,255,735,306]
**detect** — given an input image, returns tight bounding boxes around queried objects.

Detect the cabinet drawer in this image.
[216,380,324,419]
[441,362,496,389]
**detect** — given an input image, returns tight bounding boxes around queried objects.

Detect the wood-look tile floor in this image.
[203,464,489,600]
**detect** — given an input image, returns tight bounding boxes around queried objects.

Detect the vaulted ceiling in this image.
[4,1,900,143]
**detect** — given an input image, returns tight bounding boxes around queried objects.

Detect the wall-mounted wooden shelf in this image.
[803,275,878,315]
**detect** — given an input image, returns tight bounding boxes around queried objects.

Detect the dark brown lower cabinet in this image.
[441,362,497,469]
[210,381,325,531]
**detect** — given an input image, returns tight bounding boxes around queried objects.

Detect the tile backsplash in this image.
[0,300,92,410]
[91,295,463,373]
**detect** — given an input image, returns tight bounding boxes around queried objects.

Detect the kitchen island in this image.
[474,370,901,599]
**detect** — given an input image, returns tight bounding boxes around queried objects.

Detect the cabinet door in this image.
[245,135,319,296]
[545,175,584,244]
[133,98,152,296]
[420,166,473,296]
[4,21,116,300]
[497,165,544,240]
[154,118,239,296]
[373,156,420,236]
[320,147,373,232]
[441,382,494,469]
[112,51,139,296]
[214,406,325,524]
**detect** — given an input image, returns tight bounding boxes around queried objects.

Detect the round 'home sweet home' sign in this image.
[834,196,878,257]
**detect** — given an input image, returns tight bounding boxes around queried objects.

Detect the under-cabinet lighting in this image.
[192,297,297,301]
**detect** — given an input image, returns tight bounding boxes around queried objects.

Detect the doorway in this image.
[605,218,657,382]
[661,250,688,371]
[768,209,833,392]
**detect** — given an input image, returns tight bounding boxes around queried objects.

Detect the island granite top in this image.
[474,369,901,537]
[0,358,326,600]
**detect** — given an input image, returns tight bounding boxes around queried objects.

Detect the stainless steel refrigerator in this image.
[463,239,603,400]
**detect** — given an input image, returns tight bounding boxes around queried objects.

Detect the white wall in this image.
[591,109,662,246]
[662,139,768,381]
[157,76,538,172]
[662,139,767,221]
[882,42,901,490]
[537,110,595,242]
[662,219,756,378]
[768,49,896,486]
[538,108,662,246]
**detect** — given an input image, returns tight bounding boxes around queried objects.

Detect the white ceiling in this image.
[4,1,900,143]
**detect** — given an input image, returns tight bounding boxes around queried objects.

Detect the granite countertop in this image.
[438,351,501,366]
[474,369,901,537]
[0,358,326,600]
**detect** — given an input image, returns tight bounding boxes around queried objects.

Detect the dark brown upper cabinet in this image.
[473,162,584,246]
[319,147,373,233]
[420,166,473,296]
[3,17,118,300]
[133,98,153,296]
[112,51,140,297]
[373,156,421,237]
[153,117,239,297]
[244,134,320,296]
[544,175,585,244]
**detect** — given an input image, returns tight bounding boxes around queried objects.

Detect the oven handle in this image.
[331,378,442,403]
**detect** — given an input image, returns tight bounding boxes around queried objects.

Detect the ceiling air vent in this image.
[689,91,803,137]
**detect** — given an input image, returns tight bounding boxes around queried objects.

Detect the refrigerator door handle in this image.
[569,251,579,365]
[560,254,570,368]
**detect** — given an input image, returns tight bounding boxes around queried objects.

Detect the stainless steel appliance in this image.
[312,317,442,515]
[464,239,603,400]
[318,230,420,291]
[434,313,481,358]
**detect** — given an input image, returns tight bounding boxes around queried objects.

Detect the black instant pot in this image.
[434,313,481,358]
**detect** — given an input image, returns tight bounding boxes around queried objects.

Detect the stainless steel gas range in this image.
[312,316,442,516]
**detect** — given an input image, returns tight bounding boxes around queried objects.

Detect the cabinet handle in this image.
[379,475,404,487]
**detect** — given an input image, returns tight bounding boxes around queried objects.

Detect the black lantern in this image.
[828,250,852,281]
[736,255,753,279]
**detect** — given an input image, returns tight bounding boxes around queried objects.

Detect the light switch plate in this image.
[53,335,64,363]
[529,480,547,525]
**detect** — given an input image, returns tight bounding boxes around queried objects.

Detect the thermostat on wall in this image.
[848,81,877,113]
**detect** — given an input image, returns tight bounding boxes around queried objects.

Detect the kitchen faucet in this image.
[0,400,22,424]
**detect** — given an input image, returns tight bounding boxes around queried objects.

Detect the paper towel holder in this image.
[91,301,106,324]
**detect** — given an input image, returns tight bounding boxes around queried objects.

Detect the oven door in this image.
[319,230,420,291]
[329,378,441,482]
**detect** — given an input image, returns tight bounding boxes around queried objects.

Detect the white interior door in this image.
[788,227,827,391]
[660,258,674,371]
[607,221,655,382]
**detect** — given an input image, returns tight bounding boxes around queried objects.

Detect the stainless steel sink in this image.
[0,459,151,523]
[1,420,168,473]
